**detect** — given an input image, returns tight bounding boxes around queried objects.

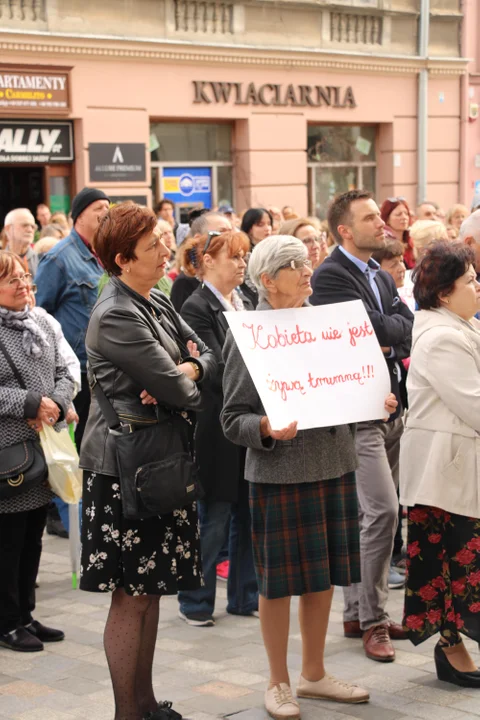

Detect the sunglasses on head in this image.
[203,230,222,255]
[387,196,406,203]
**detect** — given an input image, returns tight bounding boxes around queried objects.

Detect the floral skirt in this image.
[80,471,203,596]
[403,505,480,645]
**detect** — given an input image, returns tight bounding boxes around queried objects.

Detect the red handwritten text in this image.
[243,323,317,350]
[267,374,306,401]
[348,321,374,347]
[307,365,375,389]
[321,327,343,341]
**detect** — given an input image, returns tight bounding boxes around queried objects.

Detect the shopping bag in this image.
[39,425,82,504]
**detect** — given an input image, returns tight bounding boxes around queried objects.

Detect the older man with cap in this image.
[35,187,109,449]
[2,208,39,276]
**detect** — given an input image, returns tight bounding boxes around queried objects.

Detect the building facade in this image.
[0,0,470,223]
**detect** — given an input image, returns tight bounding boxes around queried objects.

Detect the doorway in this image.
[0,166,45,227]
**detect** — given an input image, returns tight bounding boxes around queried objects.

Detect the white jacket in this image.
[400,308,480,518]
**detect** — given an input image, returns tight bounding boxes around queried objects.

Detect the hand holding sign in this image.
[224,301,391,431]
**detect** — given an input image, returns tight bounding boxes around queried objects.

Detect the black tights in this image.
[104,588,160,720]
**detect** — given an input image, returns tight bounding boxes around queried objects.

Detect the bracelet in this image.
[188,361,200,381]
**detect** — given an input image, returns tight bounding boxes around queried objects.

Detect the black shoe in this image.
[178,610,214,627]
[46,515,69,538]
[144,702,183,720]
[25,620,65,643]
[434,641,480,687]
[0,627,44,652]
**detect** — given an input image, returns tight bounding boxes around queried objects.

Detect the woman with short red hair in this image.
[177,230,258,626]
[79,202,216,720]
[380,198,417,269]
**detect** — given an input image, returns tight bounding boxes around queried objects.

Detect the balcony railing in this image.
[330,12,383,45]
[173,0,234,34]
[0,0,46,21]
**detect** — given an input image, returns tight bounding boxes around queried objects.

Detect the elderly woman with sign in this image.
[222,235,397,720]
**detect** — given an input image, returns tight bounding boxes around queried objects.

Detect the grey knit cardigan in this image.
[0,314,74,513]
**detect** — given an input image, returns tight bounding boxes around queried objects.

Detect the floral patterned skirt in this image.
[403,505,480,645]
[80,471,204,596]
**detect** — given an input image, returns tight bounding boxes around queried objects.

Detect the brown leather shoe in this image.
[363,625,395,662]
[344,620,362,638]
[387,621,407,640]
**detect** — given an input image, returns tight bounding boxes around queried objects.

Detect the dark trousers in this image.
[74,372,91,451]
[0,504,48,634]
[178,479,258,616]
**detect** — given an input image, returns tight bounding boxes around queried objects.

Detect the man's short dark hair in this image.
[371,239,405,265]
[412,240,475,310]
[154,199,175,214]
[327,190,372,244]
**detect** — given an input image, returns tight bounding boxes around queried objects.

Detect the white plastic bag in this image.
[39,425,82,504]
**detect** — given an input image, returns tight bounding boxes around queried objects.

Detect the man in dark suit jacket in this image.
[311,190,414,663]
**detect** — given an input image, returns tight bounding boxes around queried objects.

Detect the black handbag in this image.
[89,369,201,520]
[0,339,48,500]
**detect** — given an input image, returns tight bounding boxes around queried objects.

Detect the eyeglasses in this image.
[0,273,33,289]
[387,197,406,203]
[277,259,313,272]
[203,230,222,255]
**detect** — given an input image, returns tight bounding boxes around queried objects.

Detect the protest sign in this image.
[224,300,391,431]
[397,270,415,312]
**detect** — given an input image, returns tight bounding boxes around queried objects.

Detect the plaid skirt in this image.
[249,472,360,599]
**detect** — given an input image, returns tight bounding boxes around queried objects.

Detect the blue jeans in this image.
[178,480,258,616]
[53,497,82,533]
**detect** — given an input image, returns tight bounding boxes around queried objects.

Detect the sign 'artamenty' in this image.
[193,81,356,108]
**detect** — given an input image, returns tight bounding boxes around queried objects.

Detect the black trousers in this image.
[74,372,91,451]
[0,504,48,634]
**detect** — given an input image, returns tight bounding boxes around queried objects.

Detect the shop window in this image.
[150,123,232,163]
[307,126,376,218]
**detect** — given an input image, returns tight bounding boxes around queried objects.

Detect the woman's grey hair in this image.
[248,235,308,301]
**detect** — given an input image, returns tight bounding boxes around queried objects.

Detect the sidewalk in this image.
[0,533,479,720]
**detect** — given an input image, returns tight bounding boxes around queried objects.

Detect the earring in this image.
[126,267,131,274]
[444,299,450,304]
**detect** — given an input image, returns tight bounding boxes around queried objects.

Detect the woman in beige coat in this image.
[400,241,480,688]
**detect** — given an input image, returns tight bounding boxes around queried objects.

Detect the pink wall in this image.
[463,0,480,209]
[5,52,466,214]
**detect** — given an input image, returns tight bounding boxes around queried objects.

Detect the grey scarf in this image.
[0,305,49,358]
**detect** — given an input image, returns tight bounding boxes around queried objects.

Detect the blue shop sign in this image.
[162,167,212,207]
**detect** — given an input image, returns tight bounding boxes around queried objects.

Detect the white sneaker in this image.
[296,674,369,704]
[264,683,301,720]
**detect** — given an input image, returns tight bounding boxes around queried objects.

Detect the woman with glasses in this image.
[222,236,398,719]
[278,218,329,270]
[0,252,74,652]
[380,198,417,269]
[177,230,258,627]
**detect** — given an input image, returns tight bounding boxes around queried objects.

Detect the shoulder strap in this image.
[0,337,27,389]
[87,366,122,431]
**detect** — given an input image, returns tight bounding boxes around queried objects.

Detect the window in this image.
[307,125,376,218]
[150,122,232,163]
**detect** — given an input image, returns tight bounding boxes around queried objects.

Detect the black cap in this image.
[71,187,110,223]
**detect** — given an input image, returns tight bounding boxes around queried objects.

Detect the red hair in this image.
[380,199,416,269]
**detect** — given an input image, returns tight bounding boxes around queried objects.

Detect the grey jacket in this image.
[80,276,217,476]
[221,300,357,484]
[0,313,74,513]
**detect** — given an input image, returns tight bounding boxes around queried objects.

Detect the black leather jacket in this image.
[79,276,217,476]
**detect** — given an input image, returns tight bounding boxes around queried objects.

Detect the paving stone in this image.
[192,681,254,700]
[213,671,267,687]
[401,684,468,706]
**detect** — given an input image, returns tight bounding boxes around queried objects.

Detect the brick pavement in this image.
[0,533,479,720]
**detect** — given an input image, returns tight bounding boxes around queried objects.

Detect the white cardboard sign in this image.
[224,300,391,431]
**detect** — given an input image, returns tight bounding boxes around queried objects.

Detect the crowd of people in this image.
[0,187,479,720]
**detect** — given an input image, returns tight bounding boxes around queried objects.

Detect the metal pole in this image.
[417,0,430,205]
